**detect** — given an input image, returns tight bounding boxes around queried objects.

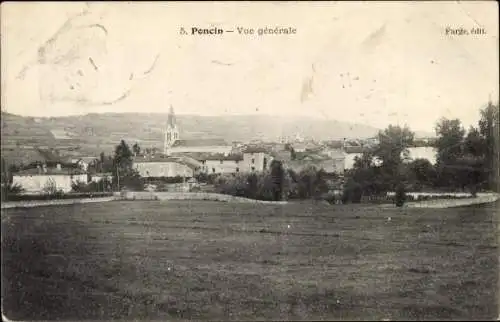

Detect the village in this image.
[3,106,439,196]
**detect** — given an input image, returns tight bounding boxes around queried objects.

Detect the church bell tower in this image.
[164,105,179,155]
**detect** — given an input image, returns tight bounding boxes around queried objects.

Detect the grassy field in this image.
[2,200,498,320]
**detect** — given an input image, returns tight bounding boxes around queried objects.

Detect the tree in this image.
[434,118,466,188]
[375,125,414,189]
[407,158,436,189]
[478,101,499,191]
[112,140,143,191]
[132,142,141,156]
[435,118,465,165]
[313,168,329,198]
[246,173,258,199]
[463,126,484,157]
[114,140,134,170]
[270,159,285,201]
[342,178,362,204]
[394,183,406,207]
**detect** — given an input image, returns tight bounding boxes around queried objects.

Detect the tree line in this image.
[343,100,499,204]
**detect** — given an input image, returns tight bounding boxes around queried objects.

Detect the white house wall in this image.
[202,160,241,174]
[12,174,88,193]
[241,152,271,172]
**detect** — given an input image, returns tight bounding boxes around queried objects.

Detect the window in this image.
[212,168,216,173]
[251,158,255,164]
[236,167,239,172]
[251,166,255,171]
[235,160,239,164]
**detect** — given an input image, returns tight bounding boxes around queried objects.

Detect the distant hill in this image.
[1,112,434,164]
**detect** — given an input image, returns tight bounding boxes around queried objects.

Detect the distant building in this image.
[70,157,99,172]
[163,105,180,155]
[12,163,87,193]
[198,154,243,174]
[241,146,273,172]
[172,152,247,175]
[292,143,307,153]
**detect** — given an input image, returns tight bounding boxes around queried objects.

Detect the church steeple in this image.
[164,105,179,155]
[167,105,176,127]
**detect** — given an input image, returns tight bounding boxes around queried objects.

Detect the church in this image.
[133,106,274,178]
[163,106,233,156]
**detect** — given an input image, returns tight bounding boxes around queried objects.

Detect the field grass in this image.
[2,200,498,320]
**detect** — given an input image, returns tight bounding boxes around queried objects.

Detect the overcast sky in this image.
[1,1,498,133]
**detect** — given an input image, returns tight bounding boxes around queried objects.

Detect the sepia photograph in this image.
[1,1,499,320]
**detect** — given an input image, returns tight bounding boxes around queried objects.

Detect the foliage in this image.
[341,179,362,204]
[375,124,415,190]
[435,118,466,166]
[42,178,63,196]
[132,143,141,156]
[478,101,499,191]
[195,172,219,185]
[111,140,144,191]
[406,158,436,189]
[71,178,112,193]
[394,183,406,207]
[270,159,285,201]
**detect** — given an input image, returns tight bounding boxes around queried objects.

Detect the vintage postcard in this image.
[1,1,499,321]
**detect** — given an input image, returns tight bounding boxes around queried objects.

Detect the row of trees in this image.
[82,140,143,191]
[211,160,337,202]
[346,101,499,201]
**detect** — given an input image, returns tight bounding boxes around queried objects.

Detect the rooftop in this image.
[171,139,230,148]
[133,154,203,169]
[242,146,270,154]
[14,167,87,176]
[172,152,243,161]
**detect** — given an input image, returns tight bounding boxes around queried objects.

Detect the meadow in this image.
[2,200,498,320]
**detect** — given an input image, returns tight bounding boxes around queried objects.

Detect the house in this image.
[12,163,88,194]
[133,155,202,178]
[292,143,308,153]
[70,157,99,172]
[241,146,273,172]
[170,152,244,175]
[198,154,243,174]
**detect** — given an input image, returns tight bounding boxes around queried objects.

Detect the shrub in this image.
[342,180,362,204]
[395,184,406,207]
